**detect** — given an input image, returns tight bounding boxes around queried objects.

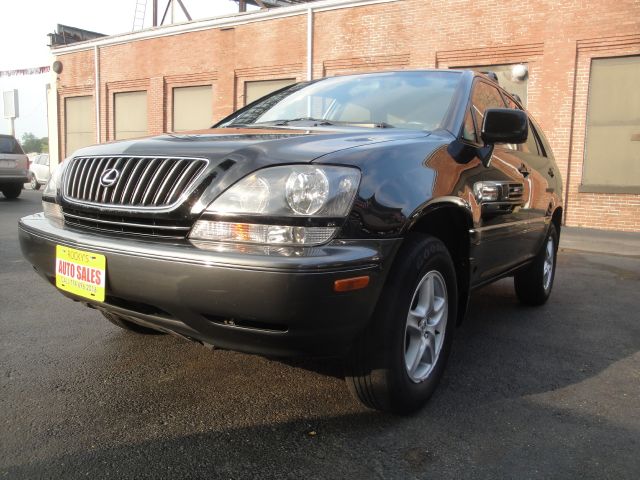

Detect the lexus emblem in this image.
[100,168,120,188]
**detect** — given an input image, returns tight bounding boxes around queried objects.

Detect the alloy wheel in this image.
[404,270,448,383]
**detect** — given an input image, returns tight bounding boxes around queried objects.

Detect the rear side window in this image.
[0,136,24,154]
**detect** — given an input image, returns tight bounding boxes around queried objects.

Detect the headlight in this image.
[42,161,67,200]
[190,165,360,246]
[42,161,67,227]
[42,201,64,227]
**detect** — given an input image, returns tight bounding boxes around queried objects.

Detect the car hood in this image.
[68,126,430,215]
[73,126,429,162]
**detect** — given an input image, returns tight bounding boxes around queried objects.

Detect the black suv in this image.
[19,70,562,413]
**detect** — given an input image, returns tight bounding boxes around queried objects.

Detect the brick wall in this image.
[53,0,640,231]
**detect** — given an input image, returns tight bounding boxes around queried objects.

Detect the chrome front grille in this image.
[63,156,208,209]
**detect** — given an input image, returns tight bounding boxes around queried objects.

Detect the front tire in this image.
[101,311,165,335]
[514,224,558,306]
[345,234,457,414]
[1,183,22,199]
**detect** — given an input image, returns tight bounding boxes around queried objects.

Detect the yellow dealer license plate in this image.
[55,245,106,302]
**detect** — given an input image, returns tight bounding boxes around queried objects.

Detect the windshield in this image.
[0,136,24,154]
[218,71,462,131]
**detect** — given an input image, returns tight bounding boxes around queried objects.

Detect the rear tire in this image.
[514,224,558,306]
[30,176,40,190]
[345,234,457,414]
[101,311,165,335]
[1,184,22,199]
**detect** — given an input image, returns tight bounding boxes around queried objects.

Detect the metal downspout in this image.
[94,45,100,143]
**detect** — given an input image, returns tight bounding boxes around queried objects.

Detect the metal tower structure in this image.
[132,0,148,31]
[233,0,321,12]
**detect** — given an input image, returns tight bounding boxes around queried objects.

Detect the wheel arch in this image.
[551,207,563,240]
[405,198,473,325]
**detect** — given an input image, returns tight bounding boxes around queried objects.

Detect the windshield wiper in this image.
[262,117,335,126]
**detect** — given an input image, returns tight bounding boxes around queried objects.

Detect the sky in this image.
[0,0,256,140]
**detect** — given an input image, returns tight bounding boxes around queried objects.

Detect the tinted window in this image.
[522,120,540,155]
[470,81,506,132]
[0,136,24,154]
[219,71,462,131]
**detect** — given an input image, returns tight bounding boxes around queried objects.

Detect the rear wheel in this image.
[30,176,40,190]
[101,311,165,335]
[514,224,558,306]
[345,234,457,414]
[1,183,22,199]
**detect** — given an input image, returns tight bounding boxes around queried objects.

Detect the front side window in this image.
[220,71,462,131]
[522,120,540,155]
[470,81,507,131]
[459,64,529,106]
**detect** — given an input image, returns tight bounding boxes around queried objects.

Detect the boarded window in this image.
[244,79,295,105]
[173,85,213,132]
[582,56,640,191]
[114,91,147,140]
[65,96,94,155]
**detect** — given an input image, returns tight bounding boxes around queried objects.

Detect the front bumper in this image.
[19,214,400,357]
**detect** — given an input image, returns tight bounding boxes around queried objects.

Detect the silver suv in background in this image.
[29,153,51,191]
[0,134,28,199]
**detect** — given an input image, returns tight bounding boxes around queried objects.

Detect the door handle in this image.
[548,167,555,178]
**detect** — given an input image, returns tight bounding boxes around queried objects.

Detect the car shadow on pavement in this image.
[2,393,638,479]
[2,252,639,478]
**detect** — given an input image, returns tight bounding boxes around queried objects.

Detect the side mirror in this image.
[481,108,528,145]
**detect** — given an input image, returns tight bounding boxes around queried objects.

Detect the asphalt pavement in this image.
[1,189,639,479]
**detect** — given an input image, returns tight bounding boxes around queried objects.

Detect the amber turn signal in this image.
[334,275,370,292]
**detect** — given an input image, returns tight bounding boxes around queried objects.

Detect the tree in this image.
[21,133,42,153]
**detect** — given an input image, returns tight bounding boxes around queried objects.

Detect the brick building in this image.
[47,0,640,231]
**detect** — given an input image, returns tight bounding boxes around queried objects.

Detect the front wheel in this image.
[514,224,559,306]
[345,234,457,414]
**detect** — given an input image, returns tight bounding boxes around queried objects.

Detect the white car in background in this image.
[29,153,51,191]
[0,134,29,199]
